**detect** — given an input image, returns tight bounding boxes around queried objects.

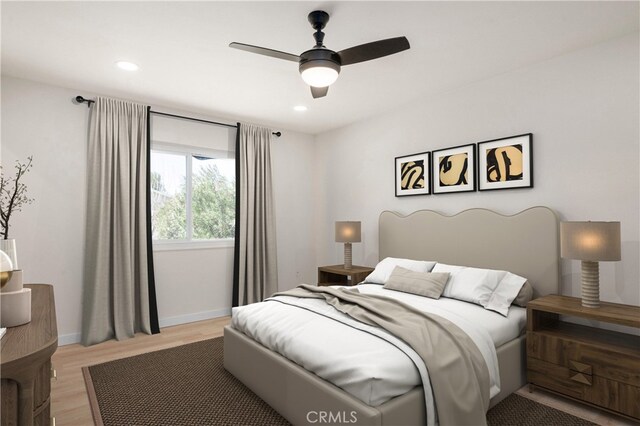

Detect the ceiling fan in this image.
[229,10,410,99]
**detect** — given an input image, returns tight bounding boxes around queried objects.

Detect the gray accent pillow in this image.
[512,281,533,307]
[383,266,450,299]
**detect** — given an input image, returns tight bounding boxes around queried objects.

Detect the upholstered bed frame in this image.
[224,207,560,425]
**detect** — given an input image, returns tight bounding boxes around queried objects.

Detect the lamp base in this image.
[344,243,352,270]
[581,260,600,308]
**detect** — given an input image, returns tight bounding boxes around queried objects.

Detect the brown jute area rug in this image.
[83,337,596,426]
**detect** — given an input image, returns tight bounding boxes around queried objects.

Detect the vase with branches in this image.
[0,156,34,240]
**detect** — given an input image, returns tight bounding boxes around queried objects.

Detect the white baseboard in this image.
[59,332,82,346]
[57,308,232,346]
[158,308,231,328]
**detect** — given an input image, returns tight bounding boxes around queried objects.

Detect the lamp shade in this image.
[335,221,361,243]
[560,221,621,261]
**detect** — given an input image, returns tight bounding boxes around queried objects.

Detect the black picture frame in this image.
[477,133,533,191]
[431,143,476,194]
[395,151,431,197]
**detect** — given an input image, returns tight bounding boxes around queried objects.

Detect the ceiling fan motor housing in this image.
[299,49,342,76]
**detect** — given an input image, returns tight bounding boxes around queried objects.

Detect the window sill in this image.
[153,239,234,252]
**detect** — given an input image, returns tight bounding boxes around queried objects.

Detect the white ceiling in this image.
[2,1,638,135]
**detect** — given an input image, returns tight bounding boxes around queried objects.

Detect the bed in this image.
[224,207,559,425]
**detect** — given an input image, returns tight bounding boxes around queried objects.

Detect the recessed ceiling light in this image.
[115,61,139,71]
[293,105,308,112]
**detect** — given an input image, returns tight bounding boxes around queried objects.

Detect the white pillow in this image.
[486,273,529,316]
[364,257,437,284]
[433,263,527,316]
[434,263,506,304]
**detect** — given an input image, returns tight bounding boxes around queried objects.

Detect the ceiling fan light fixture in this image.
[299,48,341,88]
[301,65,339,87]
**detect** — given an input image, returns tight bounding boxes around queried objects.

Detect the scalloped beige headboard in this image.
[379,207,560,298]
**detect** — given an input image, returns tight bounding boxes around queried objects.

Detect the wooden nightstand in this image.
[526,295,640,421]
[317,265,374,287]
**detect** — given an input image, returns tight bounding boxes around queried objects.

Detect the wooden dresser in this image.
[527,294,640,421]
[1,284,58,426]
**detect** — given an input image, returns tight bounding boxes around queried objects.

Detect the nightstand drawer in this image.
[527,331,640,387]
[528,357,640,418]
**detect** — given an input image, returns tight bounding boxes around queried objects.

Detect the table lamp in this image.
[560,221,621,308]
[335,221,361,269]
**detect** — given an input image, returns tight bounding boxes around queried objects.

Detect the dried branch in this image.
[0,156,34,239]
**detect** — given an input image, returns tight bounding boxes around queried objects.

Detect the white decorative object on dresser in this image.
[0,248,31,328]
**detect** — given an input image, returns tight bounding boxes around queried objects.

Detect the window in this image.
[151,145,235,247]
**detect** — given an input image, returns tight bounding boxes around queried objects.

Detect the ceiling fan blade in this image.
[338,37,410,66]
[229,42,300,62]
[311,86,329,99]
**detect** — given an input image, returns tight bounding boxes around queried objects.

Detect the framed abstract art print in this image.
[431,143,476,194]
[477,133,533,191]
[395,151,431,197]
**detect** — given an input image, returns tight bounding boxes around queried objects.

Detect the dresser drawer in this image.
[1,379,18,426]
[528,357,640,419]
[527,331,640,387]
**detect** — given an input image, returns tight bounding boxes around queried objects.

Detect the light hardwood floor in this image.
[51,317,634,426]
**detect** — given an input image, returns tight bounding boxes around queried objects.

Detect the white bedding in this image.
[230,283,526,411]
[360,284,527,348]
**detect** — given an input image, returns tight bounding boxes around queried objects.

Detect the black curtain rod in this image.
[74,96,282,137]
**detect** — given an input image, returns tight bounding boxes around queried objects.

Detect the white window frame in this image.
[151,141,235,251]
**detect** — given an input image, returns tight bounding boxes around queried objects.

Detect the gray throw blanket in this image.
[273,284,490,426]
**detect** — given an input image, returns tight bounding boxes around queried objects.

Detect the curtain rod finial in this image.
[75,95,93,108]
[272,131,282,137]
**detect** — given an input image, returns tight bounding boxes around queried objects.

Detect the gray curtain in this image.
[82,96,155,346]
[232,123,278,306]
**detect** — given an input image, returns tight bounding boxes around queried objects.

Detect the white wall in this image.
[0,76,317,344]
[315,34,640,310]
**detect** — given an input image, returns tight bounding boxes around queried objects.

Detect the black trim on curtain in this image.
[146,106,161,334]
[232,122,241,307]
